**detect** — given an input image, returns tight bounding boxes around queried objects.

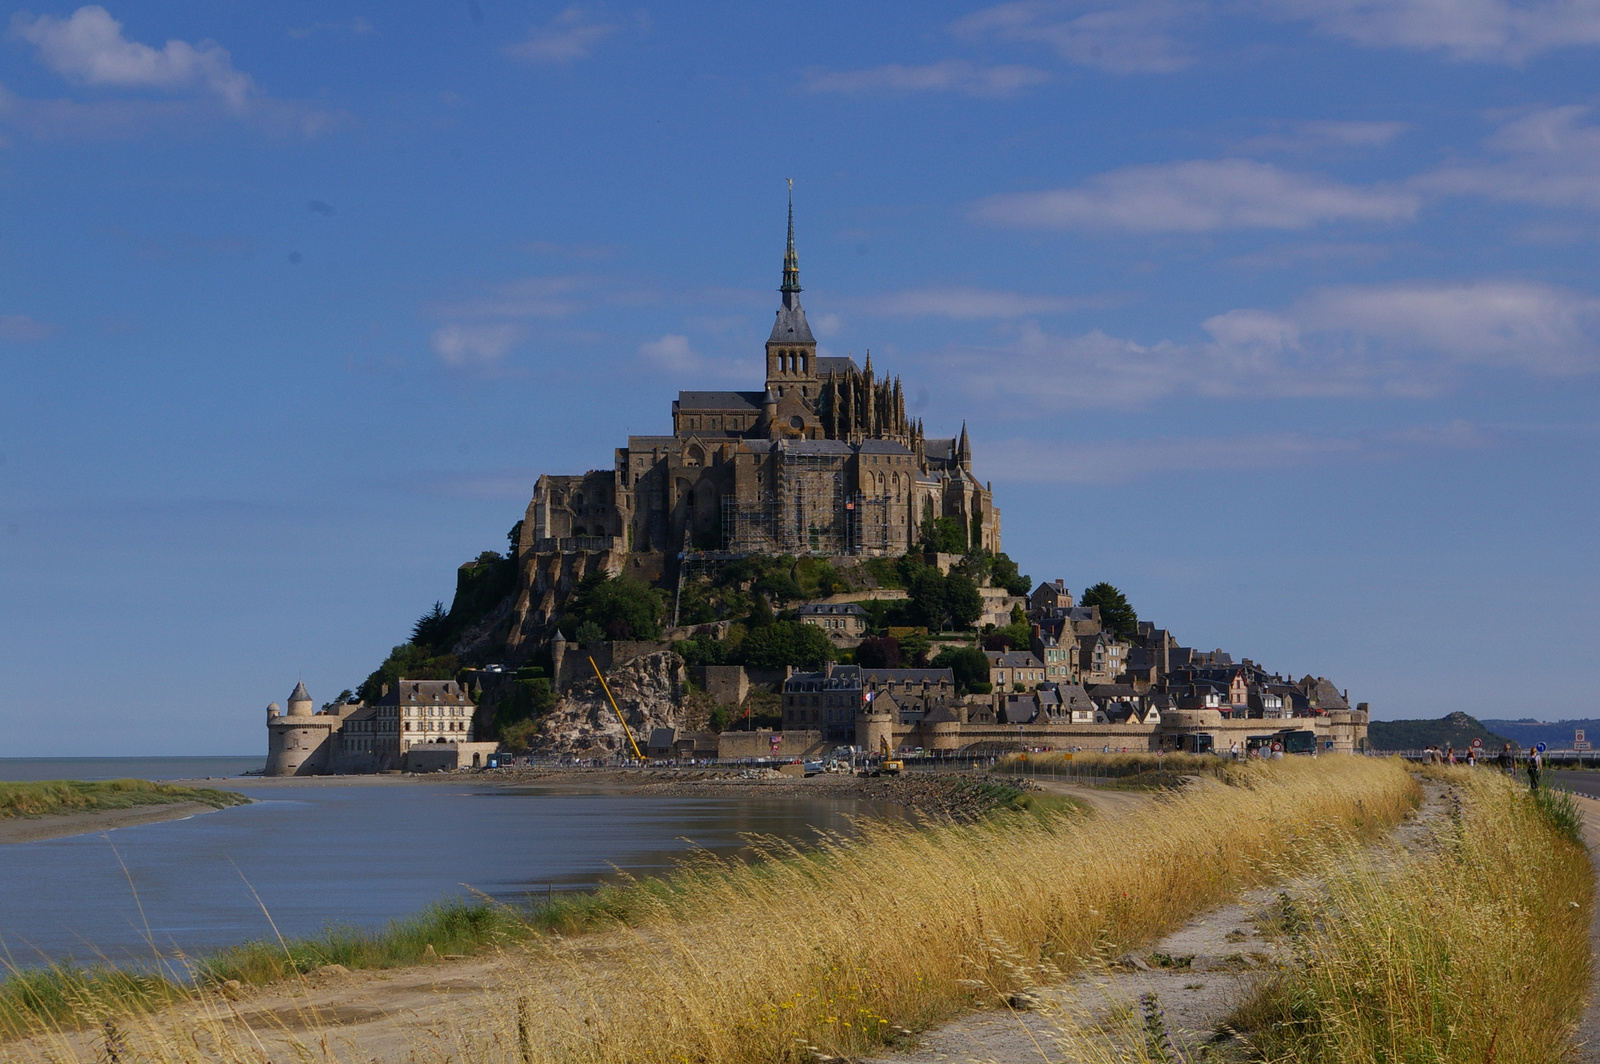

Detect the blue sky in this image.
[2,1,1598,755]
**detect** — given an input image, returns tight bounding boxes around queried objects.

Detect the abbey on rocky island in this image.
[508,196,999,646]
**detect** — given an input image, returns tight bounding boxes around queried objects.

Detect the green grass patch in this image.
[0,780,249,820]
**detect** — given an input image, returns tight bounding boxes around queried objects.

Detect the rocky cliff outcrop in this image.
[530,650,686,757]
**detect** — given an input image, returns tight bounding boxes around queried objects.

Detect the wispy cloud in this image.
[0,314,59,342]
[923,279,1600,408]
[1255,0,1600,63]
[975,159,1419,232]
[638,334,698,371]
[866,286,1111,319]
[407,467,542,500]
[803,59,1049,98]
[952,0,1204,74]
[10,6,255,107]
[1239,119,1411,154]
[505,6,630,64]
[636,333,751,380]
[984,421,1489,483]
[428,275,599,320]
[1418,106,1600,211]
[429,323,522,367]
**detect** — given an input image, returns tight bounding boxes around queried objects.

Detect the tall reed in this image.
[1232,767,1593,1063]
[460,757,1418,1064]
[8,758,1418,1064]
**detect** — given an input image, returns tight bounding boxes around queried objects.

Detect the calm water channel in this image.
[0,760,889,971]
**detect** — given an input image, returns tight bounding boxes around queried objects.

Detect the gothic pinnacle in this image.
[781,178,800,296]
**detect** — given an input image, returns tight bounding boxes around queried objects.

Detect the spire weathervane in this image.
[781,179,801,300]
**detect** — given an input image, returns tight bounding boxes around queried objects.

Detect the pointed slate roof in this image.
[289,680,312,704]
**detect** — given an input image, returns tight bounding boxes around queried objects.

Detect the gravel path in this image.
[870,779,1453,1064]
[1572,794,1600,1063]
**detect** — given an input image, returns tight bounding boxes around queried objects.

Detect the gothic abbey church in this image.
[507,198,1000,646]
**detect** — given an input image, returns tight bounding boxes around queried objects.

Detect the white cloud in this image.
[1240,119,1411,154]
[1299,280,1600,376]
[429,275,596,319]
[951,0,1204,74]
[813,313,844,337]
[1256,0,1600,63]
[983,422,1488,484]
[976,159,1419,232]
[505,7,623,64]
[0,314,59,341]
[922,279,1600,408]
[867,286,1108,319]
[803,60,1049,98]
[638,334,699,371]
[429,323,521,367]
[1418,106,1600,211]
[11,6,255,107]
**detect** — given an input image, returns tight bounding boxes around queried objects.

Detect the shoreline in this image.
[0,801,232,845]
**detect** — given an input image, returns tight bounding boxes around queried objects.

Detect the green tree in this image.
[1081,582,1138,638]
[358,643,460,703]
[944,572,983,630]
[675,635,728,666]
[735,621,837,669]
[856,635,901,669]
[990,552,1032,596]
[573,620,605,643]
[747,593,776,629]
[562,572,666,640]
[920,515,968,554]
[895,630,932,667]
[932,645,992,694]
[909,568,947,629]
[411,601,450,650]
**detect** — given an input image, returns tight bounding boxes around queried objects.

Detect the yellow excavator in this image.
[879,735,902,776]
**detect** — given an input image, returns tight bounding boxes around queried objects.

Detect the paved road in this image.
[1549,769,1600,798]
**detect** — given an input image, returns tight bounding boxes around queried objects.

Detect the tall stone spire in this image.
[781,178,801,307]
[958,421,972,471]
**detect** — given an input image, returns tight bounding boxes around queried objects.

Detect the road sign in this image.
[1534,741,1548,753]
[1471,738,1483,749]
[1576,741,1592,751]
[1271,742,1283,752]
[1578,730,1587,743]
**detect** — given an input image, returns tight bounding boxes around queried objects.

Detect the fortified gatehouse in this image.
[508,196,1000,646]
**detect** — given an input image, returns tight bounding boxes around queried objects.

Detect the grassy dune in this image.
[1230,766,1593,1063]
[458,756,1416,1064]
[15,756,1404,1064]
[0,779,249,820]
[17,758,1539,1064]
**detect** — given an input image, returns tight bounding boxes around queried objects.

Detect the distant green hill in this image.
[1479,719,1600,751]
[1367,712,1511,751]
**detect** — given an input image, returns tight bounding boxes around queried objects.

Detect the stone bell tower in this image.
[765,181,819,402]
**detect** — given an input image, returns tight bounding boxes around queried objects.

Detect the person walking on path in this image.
[1527,747,1543,791]
[1499,743,1516,775]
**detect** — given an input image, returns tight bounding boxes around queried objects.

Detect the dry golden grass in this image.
[1230,766,1594,1064]
[8,757,1420,1064]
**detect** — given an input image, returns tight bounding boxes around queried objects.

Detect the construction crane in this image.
[590,656,645,762]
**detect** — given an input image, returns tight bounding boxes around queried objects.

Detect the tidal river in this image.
[0,763,889,971]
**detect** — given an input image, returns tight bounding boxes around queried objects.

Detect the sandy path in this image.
[870,779,1454,1064]
[0,802,232,844]
[1572,794,1600,1063]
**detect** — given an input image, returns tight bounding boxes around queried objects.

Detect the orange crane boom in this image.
[590,656,645,761]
